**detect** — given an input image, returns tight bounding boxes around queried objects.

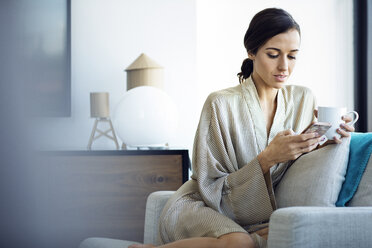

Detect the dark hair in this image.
[237,8,301,83]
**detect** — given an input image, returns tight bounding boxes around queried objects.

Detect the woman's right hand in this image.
[257,129,322,174]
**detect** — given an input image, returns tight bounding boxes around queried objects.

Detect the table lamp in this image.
[113,53,178,149]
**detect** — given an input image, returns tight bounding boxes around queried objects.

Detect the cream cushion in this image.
[275,137,350,207]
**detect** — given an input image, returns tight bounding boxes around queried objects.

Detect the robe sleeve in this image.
[191,93,274,226]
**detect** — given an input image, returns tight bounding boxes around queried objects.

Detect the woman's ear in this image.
[248,52,255,61]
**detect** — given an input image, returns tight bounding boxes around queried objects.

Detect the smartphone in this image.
[302,122,332,136]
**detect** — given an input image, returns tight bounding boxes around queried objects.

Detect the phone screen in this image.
[303,122,331,136]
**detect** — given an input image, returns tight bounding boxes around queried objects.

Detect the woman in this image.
[130,7,354,248]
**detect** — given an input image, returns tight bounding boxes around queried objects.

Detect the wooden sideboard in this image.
[35,150,189,248]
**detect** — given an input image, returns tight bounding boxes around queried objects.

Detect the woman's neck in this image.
[251,74,278,105]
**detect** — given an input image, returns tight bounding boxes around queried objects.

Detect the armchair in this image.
[80,191,372,248]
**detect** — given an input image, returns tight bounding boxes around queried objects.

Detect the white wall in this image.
[36,0,354,154]
[36,0,198,150]
[196,0,354,110]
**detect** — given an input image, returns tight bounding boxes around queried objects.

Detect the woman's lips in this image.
[274,75,287,82]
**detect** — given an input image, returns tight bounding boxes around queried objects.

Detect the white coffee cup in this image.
[317,106,359,140]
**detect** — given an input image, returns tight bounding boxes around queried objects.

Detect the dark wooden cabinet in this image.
[36,150,189,248]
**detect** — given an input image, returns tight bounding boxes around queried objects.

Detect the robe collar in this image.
[240,77,286,153]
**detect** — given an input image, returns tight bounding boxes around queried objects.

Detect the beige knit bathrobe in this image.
[158,77,316,247]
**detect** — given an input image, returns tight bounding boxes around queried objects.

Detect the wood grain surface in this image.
[33,152,186,248]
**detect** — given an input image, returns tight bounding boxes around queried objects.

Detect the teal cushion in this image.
[336,132,372,206]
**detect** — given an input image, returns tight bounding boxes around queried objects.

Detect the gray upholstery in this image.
[79,237,139,248]
[348,154,372,206]
[143,191,175,244]
[268,206,372,248]
[275,138,350,208]
[80,191,372,248]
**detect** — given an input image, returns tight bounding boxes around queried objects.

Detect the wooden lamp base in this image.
[87,117,119,150]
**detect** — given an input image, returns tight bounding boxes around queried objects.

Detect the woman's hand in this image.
[333,115,355,143]
[313,109,355,144]
[257,129,322,173]
[254,227,269,240]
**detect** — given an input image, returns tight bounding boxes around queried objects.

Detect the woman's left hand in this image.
[333,115,355,144]
[313,110,355,145]
[254,227,269,240]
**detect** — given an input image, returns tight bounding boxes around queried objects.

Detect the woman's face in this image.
[249,28,300,89]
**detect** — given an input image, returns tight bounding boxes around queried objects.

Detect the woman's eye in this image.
[267,54,279,58]
[288,55,297,60]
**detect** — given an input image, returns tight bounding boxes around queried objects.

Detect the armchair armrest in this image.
[268,207,372,248]
[144,191,175,244]
[79,238,140,248]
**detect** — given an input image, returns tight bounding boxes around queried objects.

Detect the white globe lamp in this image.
[113,86,178,148]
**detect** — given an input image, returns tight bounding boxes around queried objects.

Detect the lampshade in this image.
[125,53,164,90]
[112,86,178,147]
[90,92,110,118]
